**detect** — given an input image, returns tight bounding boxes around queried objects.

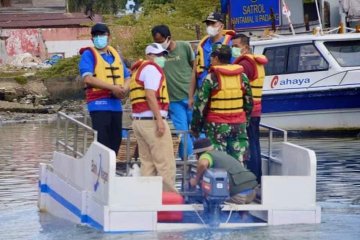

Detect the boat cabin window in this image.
[324,40,360,67]
[264,44,328,75]
[263,47,287,75]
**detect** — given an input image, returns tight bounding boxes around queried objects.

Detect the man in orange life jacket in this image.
[191,44,253,163]
[188,12,235,109]
[232,34,268,183]
[129,43,177,193]
[79,23,130,156]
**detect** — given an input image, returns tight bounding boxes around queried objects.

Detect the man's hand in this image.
[190,177,197,188]
[119,86,129,99]
[188,96,194,109]
[111,85,126,99]
[155,119,165,137]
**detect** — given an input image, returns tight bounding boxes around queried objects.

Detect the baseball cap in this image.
[203,12,224,23]
[193,138,213,154]
[91,23,110,35]
[145,43,168,55]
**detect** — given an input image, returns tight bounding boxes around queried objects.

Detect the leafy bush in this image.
[36,55,80,79]
[111,0,220,61]
[39,0,220,78]
[14,76,27,85]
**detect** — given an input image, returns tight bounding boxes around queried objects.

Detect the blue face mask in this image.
[93,35,108,49]
[154,56,166,68]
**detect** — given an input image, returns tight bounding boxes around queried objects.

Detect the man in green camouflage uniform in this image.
[191,44,253,163]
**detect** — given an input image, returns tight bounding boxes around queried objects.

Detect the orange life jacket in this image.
[79,46,125,102]
[129,60,169,113]
[206,64,246,123]
[233,54,268,117]
[195,30,235,77]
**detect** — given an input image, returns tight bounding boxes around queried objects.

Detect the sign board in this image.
[229,0,281,30]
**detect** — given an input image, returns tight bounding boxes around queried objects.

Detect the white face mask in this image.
[206,26,219,37]
[160,37,170,50]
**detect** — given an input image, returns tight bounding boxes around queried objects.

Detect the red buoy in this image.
[157,192,184,222]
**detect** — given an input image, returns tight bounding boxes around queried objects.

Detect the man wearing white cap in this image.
[129,43,177,192]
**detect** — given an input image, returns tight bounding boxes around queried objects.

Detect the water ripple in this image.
[0,123,360,239]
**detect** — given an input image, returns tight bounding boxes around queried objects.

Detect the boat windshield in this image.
[324,40,360,67]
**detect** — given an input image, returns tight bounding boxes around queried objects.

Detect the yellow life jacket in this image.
[80,46,125,102]
[195,30,235,77]
[206,64,246,123]
[234,54,268,100]
[129,60,169,113]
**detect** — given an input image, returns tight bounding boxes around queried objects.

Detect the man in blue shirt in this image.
[188,12,235,108]
[79,23,130,155]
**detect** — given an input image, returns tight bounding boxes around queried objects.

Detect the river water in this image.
[0,122,359,240]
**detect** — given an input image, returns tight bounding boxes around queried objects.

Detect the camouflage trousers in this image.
[204,122,249,162]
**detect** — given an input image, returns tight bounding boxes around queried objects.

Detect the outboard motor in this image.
[201,168,229,227]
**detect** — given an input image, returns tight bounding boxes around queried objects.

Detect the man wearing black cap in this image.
[191,44,253,163]
[190,138,258,204]
[79,23,131,156]
[188,11,235,109]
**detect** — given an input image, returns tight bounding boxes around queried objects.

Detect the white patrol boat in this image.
[252,32,360,131]
[38,112,321,232]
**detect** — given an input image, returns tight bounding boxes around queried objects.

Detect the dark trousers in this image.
[246,117,262,183]
[90,111,122,154]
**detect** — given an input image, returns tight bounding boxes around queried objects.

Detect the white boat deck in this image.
[38,112,321,232]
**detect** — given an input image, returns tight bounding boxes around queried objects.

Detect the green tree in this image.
[41,0,220,78]
[112,0,219,60]
[68,0,129,14]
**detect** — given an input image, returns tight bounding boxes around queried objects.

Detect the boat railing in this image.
[325,26,358,34]
[56,111,194,192]
[260,123,288,175]
[56,111,97,158]
[55,111,288,188]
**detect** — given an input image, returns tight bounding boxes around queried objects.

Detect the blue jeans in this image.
[169,99,193,159]
[246,117,262,183]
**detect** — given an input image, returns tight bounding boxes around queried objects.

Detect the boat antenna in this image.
[315,0,324,35]
[281,0,295,35]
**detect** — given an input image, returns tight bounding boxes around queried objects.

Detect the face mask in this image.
[93,35,108,49]
[206,26,219,37]
[154,56,166,68]
[232,47,242,58]
[160,38,170,50]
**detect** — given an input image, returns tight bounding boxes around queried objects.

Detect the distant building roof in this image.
[0,12,97,29]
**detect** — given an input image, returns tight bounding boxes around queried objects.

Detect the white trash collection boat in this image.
[38,112,321,232]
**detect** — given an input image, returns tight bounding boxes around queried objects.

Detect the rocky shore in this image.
[0,74,85,125]
[0,99,85,124]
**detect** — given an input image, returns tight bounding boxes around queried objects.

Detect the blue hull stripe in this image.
[39,182,103,231]
[262,87,360,113]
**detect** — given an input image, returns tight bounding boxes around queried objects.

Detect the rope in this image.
[192,204,208,228]
[225,204,235,224]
